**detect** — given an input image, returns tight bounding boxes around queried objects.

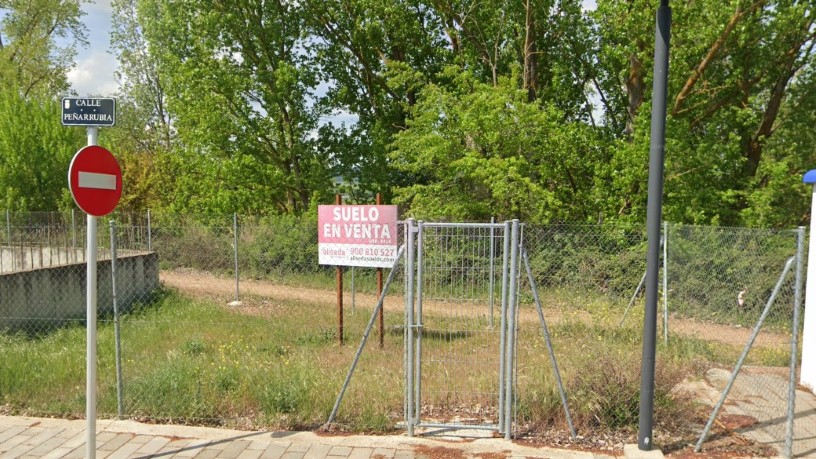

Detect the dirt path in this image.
[160,269,790,349]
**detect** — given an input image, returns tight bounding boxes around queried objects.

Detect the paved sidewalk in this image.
[0,416,618,459]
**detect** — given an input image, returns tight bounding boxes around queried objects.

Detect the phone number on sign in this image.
[348,247,396,257]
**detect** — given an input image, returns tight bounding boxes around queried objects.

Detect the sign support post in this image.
[64,98,120,459]
[85,126,99,459]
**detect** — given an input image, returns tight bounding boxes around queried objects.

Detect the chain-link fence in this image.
[0,211,810,456]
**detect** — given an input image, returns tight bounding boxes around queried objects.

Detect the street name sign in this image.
[68,145,122,217]
[62,98,116,126]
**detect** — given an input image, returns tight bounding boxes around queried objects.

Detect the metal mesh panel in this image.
[414,223,506,428]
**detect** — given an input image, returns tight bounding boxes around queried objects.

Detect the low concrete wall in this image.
[0,252,159,332]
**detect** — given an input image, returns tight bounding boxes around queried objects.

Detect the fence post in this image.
[405,219,416,436]
[498,220,510,433]
[233,213,240,304]
[110,220,125,419]
[146,209,152,252]
[786,228,806,458]
[71,209,76,262]
[489,217,496,328]
[504,219,520,439]
[663,221,669,344]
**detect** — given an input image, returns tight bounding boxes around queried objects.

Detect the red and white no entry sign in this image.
[68,145,122,217]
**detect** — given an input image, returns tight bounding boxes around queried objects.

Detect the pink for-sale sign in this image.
[318,205,398,268]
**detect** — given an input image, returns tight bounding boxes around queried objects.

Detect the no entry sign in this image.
[68,145,122,217]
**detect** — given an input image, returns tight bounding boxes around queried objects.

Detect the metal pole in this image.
[406,219,416,436]
[639,0,671,451]
[351,267,356,314]
[85,125,99,459]
[695,257,796,453]
[522,249,576,439]
[403,221,410,429]
[504,220,519,439]
[620,270,648,327]
[233,213,239,303]
[6,210,11,271]
[663,221,669,344]
[786,229,805,458]
[415,221,424,422]
[498,221,510,432]
[327,245,406,424]
[146,209,152,251]
[110,220,124,419]
[489,217,496,328]
[71,209,76,263]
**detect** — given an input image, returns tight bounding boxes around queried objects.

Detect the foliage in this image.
[0,84,85,211]
[0,0,813,227]
[390,68,610,223]
[0,0,87,97]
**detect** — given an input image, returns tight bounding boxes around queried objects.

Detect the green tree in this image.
[391,68,607,222]
[136,0,332,214]
[0,82,85,211]
[594,0,816,226]
[0,0,87,96]
[107,0,173,212]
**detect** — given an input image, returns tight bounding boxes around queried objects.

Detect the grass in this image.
[0,286,797,436]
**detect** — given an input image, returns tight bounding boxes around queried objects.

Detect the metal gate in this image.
[403,220,521,438]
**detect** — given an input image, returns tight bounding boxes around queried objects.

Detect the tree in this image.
[0,0,87,96]
[593,0,816,225]
[136,0,332,214]
[0,82,85,211]
[391,68,608,222]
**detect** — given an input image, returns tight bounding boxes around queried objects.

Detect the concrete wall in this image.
[0,246,88,273]
[0,252,159,332]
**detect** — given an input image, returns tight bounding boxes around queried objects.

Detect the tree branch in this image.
[671,0,766,116]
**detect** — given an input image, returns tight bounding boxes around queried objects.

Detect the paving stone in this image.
[328,445,353,457]
[348,447,374,459]
[303,443,332,459]
[217,439,251,458]
[371,447,396,458]
[99,433,134,451]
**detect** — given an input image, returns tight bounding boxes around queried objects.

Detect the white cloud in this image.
[67,50,119,96]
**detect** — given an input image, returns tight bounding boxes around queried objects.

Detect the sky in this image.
[68,0,599,97]
[68,0,117,97]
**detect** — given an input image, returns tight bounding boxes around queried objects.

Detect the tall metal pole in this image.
[86,126,99,459]
[639,0,671,451]
[110,220,124,419]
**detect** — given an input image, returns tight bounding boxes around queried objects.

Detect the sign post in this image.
[64,98,120,459]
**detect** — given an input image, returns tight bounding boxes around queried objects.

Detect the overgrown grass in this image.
[0,287,796,435]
